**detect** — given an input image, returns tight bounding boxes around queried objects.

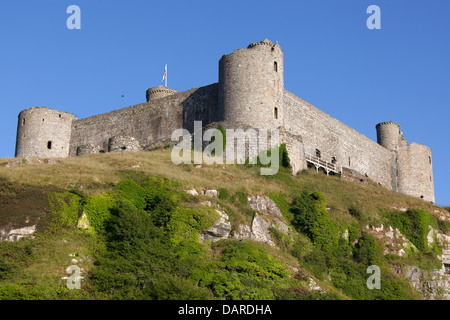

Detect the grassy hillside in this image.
[0,149,447,300]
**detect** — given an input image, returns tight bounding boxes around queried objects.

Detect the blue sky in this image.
[0,0,449,205]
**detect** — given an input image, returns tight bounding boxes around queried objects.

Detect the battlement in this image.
[146,86,178,102]
[376,121,400,128]
[247,39,274,49]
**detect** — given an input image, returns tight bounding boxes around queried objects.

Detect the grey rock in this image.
[186,188,198,196]
[4,225,36,242]
[247,195,282,217]
[204,189,218,198]
[251,213,275,246]
[199,209,231,243]
[232,224,252,240]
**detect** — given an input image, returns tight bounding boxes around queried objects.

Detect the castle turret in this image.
[146,86,178,102]
[218,39,284,130]
[15,107,76,158]
[376,121,435,203]
[376,121,402,152]
[397,142,435,203]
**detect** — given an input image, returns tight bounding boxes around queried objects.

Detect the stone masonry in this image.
[14,39,435,203]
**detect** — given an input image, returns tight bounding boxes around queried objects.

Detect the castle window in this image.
[274,61,278,72]
[22,118,25,125]
[349,157,353,167]
[445,264,450,275]
[59,114,61,118]
[47,141,52,150]
[429,156,431,164]
[274,107,278,119]
[42,119,45,122]
[315,149,321,158]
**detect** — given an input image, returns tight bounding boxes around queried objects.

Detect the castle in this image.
[14,39,435,203]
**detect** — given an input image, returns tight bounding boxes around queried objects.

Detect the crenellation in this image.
[14,39,435,203]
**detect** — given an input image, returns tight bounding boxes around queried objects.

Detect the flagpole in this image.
[165,64,167,87]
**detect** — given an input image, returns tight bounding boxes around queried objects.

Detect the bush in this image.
[387,209,438,251]
[353,234,384,266]
[290,191,338,249]
[210,124,226,156]
[437,219,450,234]
[218,188,230,201]
[193,240,291,299]
[303,249,329,280]
[348,205,362,219]
[115,179,147,210]
[165,207,216,245]
[244,143,290,171]
[141,177,181,227]
[267,192,292,221]
[90,200,212,299]
[47,191,83,228]
[83,193,116,234]
[279,143,291,169]
[233,191,248,205]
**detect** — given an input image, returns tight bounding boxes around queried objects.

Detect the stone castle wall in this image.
[14,39,435,203]
[15,107,76,158]
[69,84,218,156]
[218,40,283,131]
[397,142,435,202]
[282,90,394,189]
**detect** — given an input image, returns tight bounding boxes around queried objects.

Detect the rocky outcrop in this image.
[230,195,291,246]
[366,224,413,256]
[250,214,275,246]
[247,195,282,217]
[0,225,36,242]
[77,213,90,229]
[403,266,450,300]
[199,209,231,243]
[197,192,291,247]
[186,188,198,196]
[232,224,252,240]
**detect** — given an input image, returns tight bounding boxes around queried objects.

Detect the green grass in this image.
[0,149,447,300]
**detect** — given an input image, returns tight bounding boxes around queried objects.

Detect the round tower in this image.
[218,39,284,130]
[15,107,77,158]
[376,121,402,151]
[397,143,435,203]
[146,86,178,102]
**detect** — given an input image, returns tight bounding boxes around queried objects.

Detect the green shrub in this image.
[347,223,361,244]
[210,124,226,156]
[348,205,362,219]
[141,177,182,227]
[165,207,217,245]
[193,240,291,299]
[302,249,329,280]
[84,193,116,234]
[437,219,450,234]
[279,143,291,169]
[218,188,230,201]
[90,200,212,299]
[234,191,248,205]
[267,192,292,221]
[290,191,338,249]
[47,191,83,228]
[115,179,147,210]
[353,234,384,266]
[387,209,438,251]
